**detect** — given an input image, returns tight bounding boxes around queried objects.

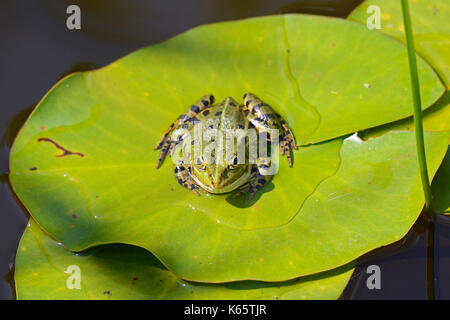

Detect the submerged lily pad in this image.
[15,220,354,300]
[349,0,450,88]
[432,149,450,214]
[9,14,449,282]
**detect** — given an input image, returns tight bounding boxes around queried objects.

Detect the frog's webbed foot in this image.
[156,139,177,169]
[277,114,297,167]
[155,94,214,168]
[174,165,202,196]
[233,165,272,200]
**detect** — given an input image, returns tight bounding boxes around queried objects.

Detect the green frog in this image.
[155,93,297,199]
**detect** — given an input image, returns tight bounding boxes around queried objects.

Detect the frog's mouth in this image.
[190,165,252,194]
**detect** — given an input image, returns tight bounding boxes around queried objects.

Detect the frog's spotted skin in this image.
[155,94,214,168]
[243,93,297,167]
[155,93,297,200]
[173,165,201,196]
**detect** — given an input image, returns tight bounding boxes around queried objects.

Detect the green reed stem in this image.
[400,0,434,216]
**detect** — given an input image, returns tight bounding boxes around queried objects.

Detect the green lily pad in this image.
[9,14,449,282]
[283,15,443,143]
[11,128,450,281]
[350,0,450,216]
[356,92,449,216]
[359,91,450,139]
[15,220,354,300]
[349,0,450,88]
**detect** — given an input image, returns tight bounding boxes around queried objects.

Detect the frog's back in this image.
[200,97,246,131]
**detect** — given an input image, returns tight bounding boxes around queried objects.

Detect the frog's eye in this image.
[195,157,206,171]
[229,156,239,169]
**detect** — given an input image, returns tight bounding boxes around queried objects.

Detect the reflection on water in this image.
[278,0,363,15]
[36,0,363,45]
[1,105,35,152]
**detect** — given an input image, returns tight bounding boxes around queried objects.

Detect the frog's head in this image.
[190,154,250,194]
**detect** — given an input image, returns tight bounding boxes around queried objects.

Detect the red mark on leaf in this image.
[37,138,85,158]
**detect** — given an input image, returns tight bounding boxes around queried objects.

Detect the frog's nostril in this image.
[211,173,223,187]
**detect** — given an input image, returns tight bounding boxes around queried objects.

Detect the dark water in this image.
[0,0,448,300]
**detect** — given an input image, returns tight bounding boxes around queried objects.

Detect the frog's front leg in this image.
[155,94,214,168]
[233,165,272,200]
[174,164,202,196]
[242,93,297,167]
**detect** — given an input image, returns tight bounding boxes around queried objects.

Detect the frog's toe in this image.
[231,182,252,198]
[277,115,297,150]
[156,149,169,168]
[154,136,166,150]
[231,190,245,199]
[233,173,271,200]
[174,165,204,195]
[188,185,201,196]
[280,140,293,167]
